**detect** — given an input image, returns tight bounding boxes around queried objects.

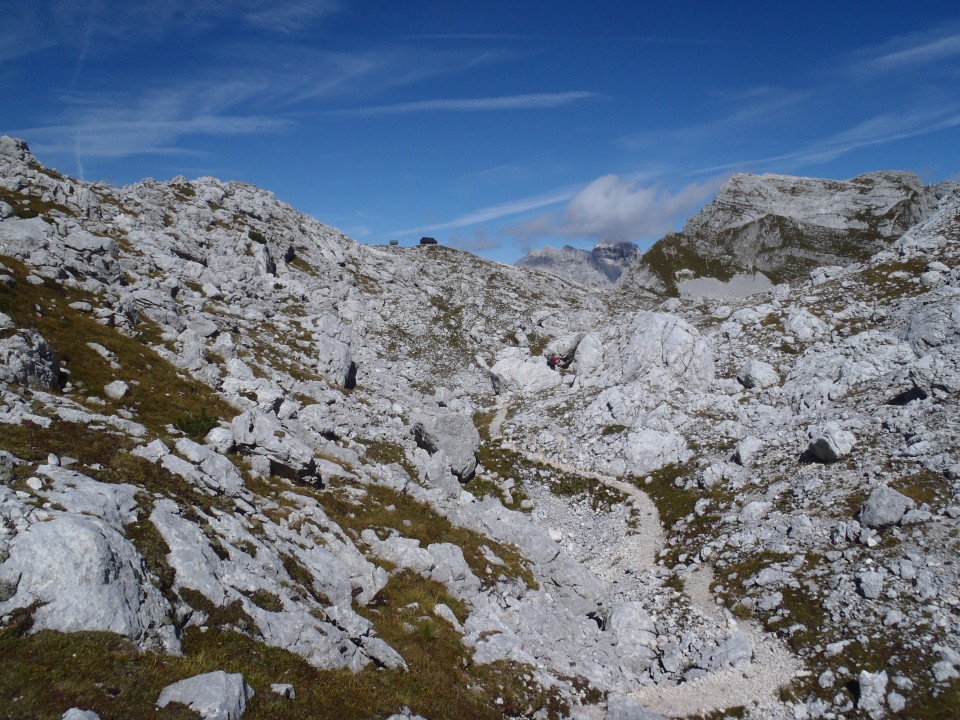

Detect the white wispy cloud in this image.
[390,185,581,237]
[854,24,960,74]
[619,87,808,152]
[692,106,960,176]
[21,81,290,162]
[331,91,596,117]
[507,174,722,245]
[243,0,340,33]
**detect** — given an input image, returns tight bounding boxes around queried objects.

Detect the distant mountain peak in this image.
[515,241,640,287]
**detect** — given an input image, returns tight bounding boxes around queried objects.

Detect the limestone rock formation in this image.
[619,170,949,297]
[1,135,959,719]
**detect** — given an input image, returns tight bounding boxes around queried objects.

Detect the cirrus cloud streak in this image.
[330,91,597,117]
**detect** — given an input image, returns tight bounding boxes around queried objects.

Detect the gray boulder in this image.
[230,410,316,480]
[733,436,763,466]
[103,380,129,400]
[316,334,355,388]
[489,347,562,394]
[903,297,960,351]
[857,669,888,719]
[702,632,753,670]
[617,311,714,390]
[859,486,915,528]
[61,711,101,720]
[807,421,856,462]
[411,411,480,480]
[0,511,174,651]
[857,570,884,599]
[0,330,60,388]
[784,308,829,341]
[572,331,604,376]
[624,428,690,475]
[737,359,779,389]
[157,671,254,720]
[606,601,657,650]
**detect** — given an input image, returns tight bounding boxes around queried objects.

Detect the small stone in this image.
[758,591,783,611]
[857,571,884,599]
[887,692,906,713]
[882,609,904,627]
[26,476,44,491]
[103,380,129,400]
[61,710,101,720]
[270,683,295,699]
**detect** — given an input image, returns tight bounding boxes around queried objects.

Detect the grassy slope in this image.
[0,255,568,719]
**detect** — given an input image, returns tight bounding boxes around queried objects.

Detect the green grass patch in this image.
[173,411,220,439]
[892,469,948,506]
[626,462,698,530]
[0,576,570,720]
[0,186,76,220]
[0,256,236,438]
[315,480,536,592]
[601,424,629,436]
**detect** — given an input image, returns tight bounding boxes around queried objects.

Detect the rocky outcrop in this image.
[619,170,947,297]
[0,330,61,389]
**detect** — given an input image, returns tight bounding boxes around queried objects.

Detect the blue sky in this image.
[3,1,960,263]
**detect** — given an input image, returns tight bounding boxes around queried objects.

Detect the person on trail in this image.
[547,354,558,370]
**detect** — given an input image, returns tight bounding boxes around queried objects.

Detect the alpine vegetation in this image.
[0,135,958,719]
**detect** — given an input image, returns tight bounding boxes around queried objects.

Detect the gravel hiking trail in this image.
[487,400,802,718]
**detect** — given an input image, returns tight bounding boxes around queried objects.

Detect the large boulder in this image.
[859,485,916,528]
[157,671,254,720]
[489,347,562,394]
[230,410,316,480]
[623,428,691,475]
[0,330,61,389]
[572,331,604,376]
[0,507,174,651]
[614,311,713,390]
[902,296,960,352]
[411,411,480,480]
[312,314,356,388]
[807,421,856,462]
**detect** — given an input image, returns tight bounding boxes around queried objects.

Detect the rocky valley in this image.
[0,135,958,720]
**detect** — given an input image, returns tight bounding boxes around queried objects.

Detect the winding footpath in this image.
[488,400,802,718]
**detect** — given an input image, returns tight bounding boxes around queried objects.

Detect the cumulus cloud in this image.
[509,174,721,244]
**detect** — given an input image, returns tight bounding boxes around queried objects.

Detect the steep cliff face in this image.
[618,171,954,297]
[516,241,641,287]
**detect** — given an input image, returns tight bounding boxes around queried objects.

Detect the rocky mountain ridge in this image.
[1,135,959,720]
[515,242,641,288]
[618,170,957,298]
